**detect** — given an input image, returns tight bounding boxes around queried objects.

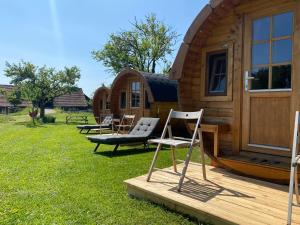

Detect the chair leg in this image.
[288,164,296,225]
[147,144,162,182]
[177,145,194,192]
[199,131,207,180]
[171,147,177,173]
[94,143,100,152]
[113,144,119,153]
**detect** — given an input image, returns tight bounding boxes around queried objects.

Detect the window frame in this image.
[205,50,228,96]
[200,43,233,102]
[130,81,141,108]
[249,11,294,91]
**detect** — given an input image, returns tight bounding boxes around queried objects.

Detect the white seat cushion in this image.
[148,138,199,147]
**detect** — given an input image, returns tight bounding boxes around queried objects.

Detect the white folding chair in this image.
[146,109,206,191]
[288,111,300,225]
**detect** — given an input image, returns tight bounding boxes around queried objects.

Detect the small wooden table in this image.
[66,115,88,124]
[201,123,230,157]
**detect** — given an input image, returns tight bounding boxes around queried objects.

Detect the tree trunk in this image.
[151,61,156,73]
[40,106,45,119]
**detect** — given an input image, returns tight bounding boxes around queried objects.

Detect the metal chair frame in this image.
[288,111,300,225]
[146,109,206,191]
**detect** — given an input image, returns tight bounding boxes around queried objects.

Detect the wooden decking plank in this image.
[130,175,289,224]
[126,182,267,225]
[124,163,300,225]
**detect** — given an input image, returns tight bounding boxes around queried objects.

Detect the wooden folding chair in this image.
[288,111,300,225]
[115,114,135,134]
[146,109,206,191]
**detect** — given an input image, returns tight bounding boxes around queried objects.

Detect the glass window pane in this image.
[206,51,227,95]
[252,43,269,66]
[253,17,270,41]
[272,65,291,89]
[251,67,269,90]
[145,91,150,109]
[273,12,293,38]
[120,92,126,109]
[272,39,292,64]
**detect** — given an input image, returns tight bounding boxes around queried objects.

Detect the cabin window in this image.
[251,12,293,90]
[105,94,110,110]
[145,91,150,109]
[205,51,228,96]
[99,100,103,110]
[120,92,126,109]
[131,82,140,107]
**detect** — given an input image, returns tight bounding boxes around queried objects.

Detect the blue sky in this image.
[0,0,207,97]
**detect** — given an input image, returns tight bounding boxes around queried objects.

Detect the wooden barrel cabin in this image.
[110,69,179,130]
[92,86,111,123]
[170,0,300,183]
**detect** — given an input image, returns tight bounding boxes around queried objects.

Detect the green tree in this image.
[6,89,22,107]
[4,61,81,118]
[92,13,178,74]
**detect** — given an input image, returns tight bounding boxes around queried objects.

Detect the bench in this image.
[66,115,88,124]
[200,123,230,157]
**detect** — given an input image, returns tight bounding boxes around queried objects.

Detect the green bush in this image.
[41,115,56,123]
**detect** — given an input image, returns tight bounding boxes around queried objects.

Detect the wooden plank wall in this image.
[180,10,240,152]
[179,0,297,154]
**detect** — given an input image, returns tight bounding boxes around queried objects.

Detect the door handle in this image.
[244,71,254,91]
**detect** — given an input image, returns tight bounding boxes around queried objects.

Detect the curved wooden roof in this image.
[170,0,242,80]
[111,69,178,103]
[93,86,110,106]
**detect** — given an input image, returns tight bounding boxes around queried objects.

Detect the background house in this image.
[0,84,31,114]
[53,88,89,111]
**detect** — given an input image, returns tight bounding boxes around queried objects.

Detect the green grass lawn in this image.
[0,110,208,225]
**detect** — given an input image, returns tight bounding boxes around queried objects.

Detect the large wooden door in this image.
[242,10,295,155]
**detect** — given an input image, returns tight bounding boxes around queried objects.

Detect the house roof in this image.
[53,88,88,108]
[112,69,178,103]
[169,0,242,80]
[140,72,178,102]
[0,84,31,107]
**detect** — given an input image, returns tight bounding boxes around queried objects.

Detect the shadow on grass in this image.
[93,146,160,158]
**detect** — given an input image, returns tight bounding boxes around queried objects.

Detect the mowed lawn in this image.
[0,111,206,225]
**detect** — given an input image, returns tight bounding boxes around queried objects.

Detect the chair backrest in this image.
[292,111,300,158]
[101,115,113,125]
[129,117,160,137]
[161,109,204,143]
[123,115,135,120]
[117,114,136,134]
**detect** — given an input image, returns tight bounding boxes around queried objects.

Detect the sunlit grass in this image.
[0,110,208,224]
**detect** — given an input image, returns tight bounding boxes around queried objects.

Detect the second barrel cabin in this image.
[92,86,111,123]
[110,69,178,129]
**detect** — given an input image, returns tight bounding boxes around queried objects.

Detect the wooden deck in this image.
[124,163,300,225]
